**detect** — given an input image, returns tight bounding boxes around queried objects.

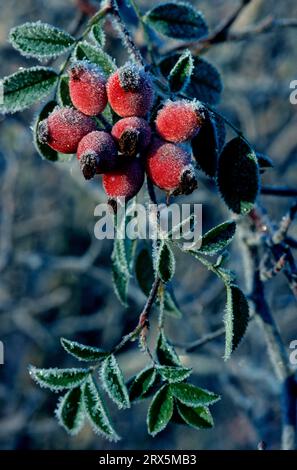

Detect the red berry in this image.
[107,64,154,118]
[77,131,117,179]
[103,158,144,202]
[69,61,107,116]
[155,100,204,143]
[111,117,152,156]
[146,139,197,195]
[38,107,97,154]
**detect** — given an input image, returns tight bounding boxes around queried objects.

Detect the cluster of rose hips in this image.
[38,61,204,205]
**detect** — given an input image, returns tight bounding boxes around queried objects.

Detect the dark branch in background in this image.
[238,215,297,450]
[165,0,297,55]
[261,186,297,198]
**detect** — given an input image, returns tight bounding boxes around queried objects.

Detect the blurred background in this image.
[0,0,296,450]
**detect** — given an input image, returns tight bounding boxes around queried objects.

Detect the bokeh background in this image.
[0,0,296,450]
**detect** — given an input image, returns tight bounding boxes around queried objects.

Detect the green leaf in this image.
[144,3,208,40]
[0,67,58,114]
[29,366,89,391]
[83,376,120,441]
[170,383,220,407]
[157,366,192,383]
[157,241,175,283]
[91,23,106,48]
[112,235,130,306]
[168,50,193,94]
[101,355,130,409]
[74,41,116,77]
[156,331,181,367]
[224,284,250,360]
[57,75,72,107]
[9,22,75,59]
[33,100,58,161]
[217,137,260,215]
[192,110,226,177]
[198,220,236,255]
[160,55,222,105]
[55,387,84,435]
[135,248,154,297]
[129,367,157,402]
[61,338,109,362]
[176,402,214,429]
[147,384,174,436]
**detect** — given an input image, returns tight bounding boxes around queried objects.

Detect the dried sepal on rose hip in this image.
[111,117,152,156]
[146,138,198,195]
[69,61,107,116]
[107,63,154,118]
[77,131,118,179]
[38,106,97,154]
[103,158,145,207]
[155,100,205,143]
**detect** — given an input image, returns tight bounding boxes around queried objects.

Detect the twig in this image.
[176,326,225,353]
[261,186,297,197]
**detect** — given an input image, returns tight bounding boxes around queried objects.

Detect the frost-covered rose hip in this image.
[103,158,144,202]
[38,107,97,154]
[107,63,154,117]
[111,117,152,156]
[146,139,197,195]
[155,100,204,143]
[69,61,107,116]
[77,131,117,179]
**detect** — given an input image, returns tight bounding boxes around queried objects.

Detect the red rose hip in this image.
[146,139,197,195]
[111,117,152,156]
[38,107,97,154]
[107,63,154,118]
[77,131,117,179]
[69,61,107,116]
[155,100,204,143]
[103,158,144,203]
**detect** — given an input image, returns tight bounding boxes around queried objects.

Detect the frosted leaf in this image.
[157,365,192,383]
[168,50,194,93]
[188,220,236,255]
[100,355,130,409]
[0,67,58,114]
[224,284,250,360]
[156,331,181,367]
[170,383,220,407]
[74,41,116,77]
[177,402,214,429]
[90,23,106,48]
[156,241,175,283]
[83,375,120,441]
[129,367,158,402]
[55,387,85,435]
[9,22,75,60]
[147,384,173,436]
[61,338,109,362]
[217,137,260,215]
[29,365,90,392]
[111,218,131,306]
[144,2,208,40]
